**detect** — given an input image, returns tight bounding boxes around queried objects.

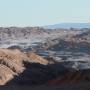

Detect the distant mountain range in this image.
[44,23,90,29]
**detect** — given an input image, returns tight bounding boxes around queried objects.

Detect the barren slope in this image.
[0,48,49,85]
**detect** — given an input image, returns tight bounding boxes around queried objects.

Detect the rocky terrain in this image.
[0,27,90,90]
[0,48,50,85]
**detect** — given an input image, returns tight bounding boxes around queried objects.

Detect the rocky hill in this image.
[0,48,49,85]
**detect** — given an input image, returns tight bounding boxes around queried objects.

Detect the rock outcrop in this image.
[0,48,49,85]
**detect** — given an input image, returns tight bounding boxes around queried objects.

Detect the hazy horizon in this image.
[0,0,90,27]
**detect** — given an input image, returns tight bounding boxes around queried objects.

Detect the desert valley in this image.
[0,27,90,90]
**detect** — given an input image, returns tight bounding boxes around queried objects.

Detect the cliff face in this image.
[0,64,15,85]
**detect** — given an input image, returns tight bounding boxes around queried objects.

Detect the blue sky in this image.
[0,0,90,26]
